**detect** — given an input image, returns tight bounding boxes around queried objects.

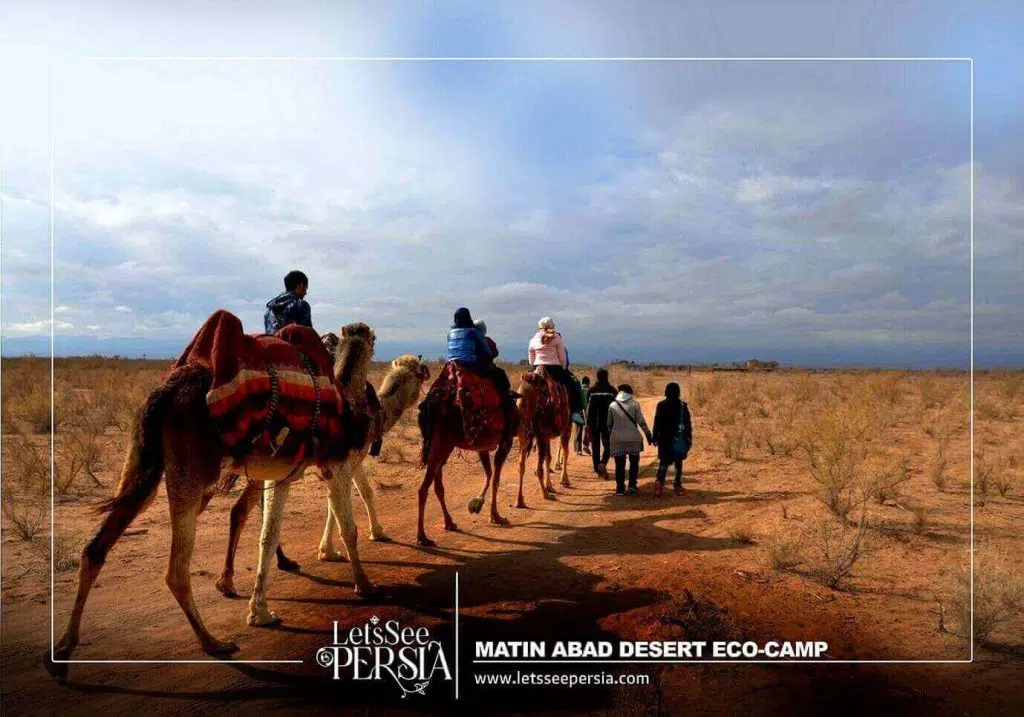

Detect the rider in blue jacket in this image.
[446,307,493,366]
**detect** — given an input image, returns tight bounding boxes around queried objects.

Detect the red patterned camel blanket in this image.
[423,362,506,451]
[172,309,348,467]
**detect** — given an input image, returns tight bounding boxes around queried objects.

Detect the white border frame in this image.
[46,55,974,668]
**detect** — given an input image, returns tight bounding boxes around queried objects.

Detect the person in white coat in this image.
[607,384,652,496]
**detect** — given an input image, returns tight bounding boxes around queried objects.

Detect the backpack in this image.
[672,402,691,458]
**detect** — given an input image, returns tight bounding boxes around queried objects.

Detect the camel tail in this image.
[95,363,213,515]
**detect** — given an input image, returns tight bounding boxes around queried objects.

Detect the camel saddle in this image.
[422,361,505,450]
[172,309,350,468]
[522,368,570,439]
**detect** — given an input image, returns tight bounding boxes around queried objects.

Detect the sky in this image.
[0,1,1021,368]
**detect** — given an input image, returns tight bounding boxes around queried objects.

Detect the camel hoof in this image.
[417,535,436,547]
[544,492,558,501]
[467,496,485,514]
[46,643,74,681]
[215,577,239,598]
[369,532,392,543]
[204,639,240,655]
[491,514,510,526]
[247,608,282,627]
[443,522,460,532]
[318,549,349,563]
[354,581,376,599]
[515,498,527,509]
[561,480,572,489]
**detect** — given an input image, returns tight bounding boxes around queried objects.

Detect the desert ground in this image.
[2,356,1022,715]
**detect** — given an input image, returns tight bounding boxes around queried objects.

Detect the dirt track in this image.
[3,382,1023,715]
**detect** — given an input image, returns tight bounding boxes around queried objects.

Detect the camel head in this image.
[380,354,430,406]
[332,322,377,390]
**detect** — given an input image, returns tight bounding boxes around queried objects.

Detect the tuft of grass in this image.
[909,504,931,534]
[930,448,949,492]
[721,424,747,460]
[728,526,756,544]
[763,529,803,571]
[868,457,912,505]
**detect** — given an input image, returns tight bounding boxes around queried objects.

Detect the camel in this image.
[51,319,426,673]
[246,353,429,627]
[514,369,572,508]
[416,367,519,547]
[215,326,420,599]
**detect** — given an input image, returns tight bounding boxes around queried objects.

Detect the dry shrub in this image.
[945,550,1024,644]
[32,533,83,573]
[931,448,950,492]
[869,374,903,406]
[808,513,871,590]
[721,423,747,460]
[909,504,931,533]
[656,589,739,643]
[763,529,803,571]
[867,457,911,505]
[2,432,49,540]
[974,451,994,500]
[750,421,795,457]
[994,473,1015,498]
[728,525,755,544]
[797,410,872,520]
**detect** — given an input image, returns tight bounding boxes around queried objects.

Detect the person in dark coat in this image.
[651,382,693,496]
[264,270,313,333]
[585,368,616,477]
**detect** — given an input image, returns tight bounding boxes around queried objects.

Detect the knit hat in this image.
[474,319,487,336]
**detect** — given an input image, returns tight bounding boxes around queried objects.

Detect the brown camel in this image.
[416,368,519,546]
[515,369,572,508]
[51,322,424,674]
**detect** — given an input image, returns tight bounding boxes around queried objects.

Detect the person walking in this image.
[586,369,616,477]
[651,382,693,497]
[607,384,652,496]
[574,376,591,455]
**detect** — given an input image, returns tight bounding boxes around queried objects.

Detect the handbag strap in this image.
[614,399,639,428]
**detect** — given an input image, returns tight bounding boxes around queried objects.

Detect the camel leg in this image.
[167,498,239,653]
[247,481,291,627]
[353,463,390,542]
[538,439,555,498]
[418,442,451,547]
[326,467,373,596]
[560,429,572,488]
[52,479,158,674]
[516,435,529,509]
[490,439,511,525]
[468,451,492,515]
[217,481,260,597]
[554,439,563,471]
[435,471,458,533]
[317,498,347,562]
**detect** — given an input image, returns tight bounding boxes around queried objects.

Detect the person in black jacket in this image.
[651,382,693,496]
[585,368,617,477]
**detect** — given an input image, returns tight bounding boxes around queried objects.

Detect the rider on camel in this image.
[445,308,515,409]
[528,316,584,421]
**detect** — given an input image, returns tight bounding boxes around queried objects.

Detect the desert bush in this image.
[750,421,794,457]
[32,533,83,572]
[975,451,995,499]
[808,513,871,590]
[909,504,931,533]
[763,529,803,571]
[930,448,949,492]
[870,374,903,406]
[994,473,1015,498]
[728,526,755,544]
[867,457,912,505]
[721,423,747,460]
[2,492,47,541]
[797,411,872,520]
[945,550,1024,644]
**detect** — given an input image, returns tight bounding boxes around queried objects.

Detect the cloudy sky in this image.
[1,1,1021,367]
